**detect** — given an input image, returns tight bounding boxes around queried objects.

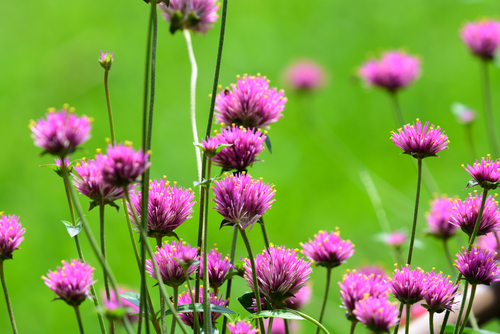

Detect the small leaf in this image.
[244,310,303,321]
[88,201,98,212]
[264,135,272,154]
[193,179,211,188]
[219,219,233,230]
[119,292,142,309]
[465,179,479,190]
[62,220,82,238]
[166,231,180,241]
[164,303,235,316]
[214,144,233,154]
[104,200,120,212]
[238,292,257,313]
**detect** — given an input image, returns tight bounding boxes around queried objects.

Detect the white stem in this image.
[183,29,202,182]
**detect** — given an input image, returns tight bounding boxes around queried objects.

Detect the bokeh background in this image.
[1,0,500,333]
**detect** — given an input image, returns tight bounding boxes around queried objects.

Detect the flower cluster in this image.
[389,265,427,305]
[463,155,500,190]
[455,246,500,285]
[158,0,219,34]
[0,214,25,260]
[425,196,458,240]
[99,142,150,187]
[215,74,287,129]
[461,20,500,60]
[200,247,233,290]
[301,229,355,268]
[449,192,500,237]
[177,287,228,328]
[285,60,325,91]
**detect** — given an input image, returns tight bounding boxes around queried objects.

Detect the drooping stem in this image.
[74,305,85,334]
[464,123,477,162]
[389,91,405,127]
[0,261,18,334]
[453,282,470,334]
[393,303,405,334]
[170,285,179,334]
[221,228,238,334]
[349,321,357,334]
[202,159,213,334]
[267,317,274,334]
[315,267,332,334]
[443,239,456,275]
[407,158,422,265]
[480,59,500,158]
[185,267,200,334]
[405,303,410,334]
[458,284,477,334]
[429,311,435,334]
[103,69,116,143]
[100,204,111,301]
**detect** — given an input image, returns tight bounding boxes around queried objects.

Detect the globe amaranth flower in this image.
[158,0,219,34]
[29,105,92,157]
[359,51,420,92]
[301,228,355,268]
[200,247,233,290]
[99,50,113,70]
[451,102,476,125]
[227,321,258,334]
[215,74,287,129]
[128,178,195,238]
[449,191,500,237]
[391,119,449,159]
[284,284,311,310]
[102,287,140,322]
[177,286,228,328]
[421,269,459,313]
[244,244,312,305]
[461,20,500,60]
[357,265,388,278]
[389,265,427,305]
[212,173,276,230]
[454,246,500,285]
[385,231,407,248]
[0,214,25,260]
[463,155,500,190]
[264,318,299,334]
[353,296,399,334]
[338,269,390,317]
[285,60,326,91]
[145,240,199,287]
[99,142,150,187]
[42,259,96,306]
[212,125,266,172]
[425,196,459,240]
[199,132,224,158]
[478,232,500,257]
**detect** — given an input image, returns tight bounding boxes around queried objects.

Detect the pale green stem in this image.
[453,282,469,334]
[393,303,405,334]
[267,317,274,334]
[155,236,167,334]
[170,285,179,334]
[203,159,212,334]
[429,311,435,334]
[349,321,357,334]
[405,304,410,334]
[100,204,111,301]
[389,91,405,127]
[285,319,291,334]
[480,59,500,158]
[185,268,200,334]
[259,217,271,250]
[407,158,422,265]
[103,69,115,143]
[443,239,456,275]
[315,267,332,334]
[221,228,238,334]
[464,123,477,162]
[74,305,85,334]
[460,285,478,334]
[0,261,18,334]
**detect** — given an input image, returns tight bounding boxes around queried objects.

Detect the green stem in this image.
[429,311,435,334]
[239,227,265,334]
[393,303,405,334]
[156,236,167,334]
[285,309,330,334]
[459,285,478,334]
[267,317,274,334]
[284,319,291,334]
[185,268,200,334]
[443,239,456,275]
[170,285,179,334]
[100,204,111,301]
[195,185,205,303]
[0,261,18,334]
[464,123,477,162]
[407,158,422,265]
[389,91,405,127]
[453,282,469,334]
[74,305,85,334]
[259,217,271,249]
[221,228,238,334]
[104,69,116,143]
[349,321,357,334]
[405,303,410,334]
[203,159,213,334]
[315,268,332,334]
[480,59,500,158]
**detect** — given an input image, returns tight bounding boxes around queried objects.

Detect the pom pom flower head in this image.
[460,20,500,60]
[421,269,459,313]
[244,244,312,305]
[454,246,500,285]
[128,177,196,238]
[391,119,449,159]
[285,60,326,91]
[463,155,500,190]
[227,321,258,334]
[0,214,25,260]
[215,74,287,129]
[29,105,92,157]
[98,50,113,70]
[353,296,399,334]
[285,284,312,310]
[389,265,426,305]
[42,259,96,306]
[177,286,228,328]
[301,228,355,268]
[425,196,459,240]
[359,51,420,92]
[158,0,219,34]
[99,142,150,187]
[200,247,233,290]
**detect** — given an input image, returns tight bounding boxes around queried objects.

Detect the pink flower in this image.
[422,269,459,313]
[285,60,325,90]
[101,287,140,322]
[200,248,233,290]
[463,155,500,189]
[461,20,500,60]
[158,0,219,34]
[0,214,25,260]
[455,246,500,285]
[385,231,407,248]
[99,142,150,187]
[389,265,427,305]
[449,192,500,237]
[426,196,459,240]
[301,229,355,268]
[478,232,500,257]
[99,50,113,70]
[227,321,258,334]
[284,284,311,310]
[177,287,228,328]
[354,296,399,333]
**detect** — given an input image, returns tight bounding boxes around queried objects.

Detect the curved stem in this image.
[221,229,238,334]
[203,159,213,334]
[405,304,410,334]
[407,158,422,265]
[453,282,470,334]
[285,309,330,334]
[104,70,116,143]
[185,268,200,334]
[100,204,111,301]
[389,91,405,127]
[443,239,456,275]
[429,311,435,334]
[0,261,18,334]
[480,59,500,158]
[458,285,477,334]
[393,303,405,334]
[349,321,357,334]
[315,268,332,334]
[170,285,179,334]
[74,305,85,334]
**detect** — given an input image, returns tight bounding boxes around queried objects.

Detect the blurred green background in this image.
[1,0,500,333]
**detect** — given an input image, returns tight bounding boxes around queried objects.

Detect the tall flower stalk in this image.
[0,260,19,334]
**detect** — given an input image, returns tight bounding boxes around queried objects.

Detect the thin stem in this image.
[183,28,202,181]
[389,91,405,127]
[315,268,332,334]
[203,159,213,334]
[284,319,291,334]
[459,284,477,334]
[393,303,405,334]
[267,317,274,334]
[0,261,18,334]
[155,236,167,334]
[100,204,111,301]
[349,321,357,334]
[259,217,271,249]
[407,158,422,265]
[104,69,116,143]
[195,186,205,303]
[429,311,435,334]
[185,268,200,334]
[464,123,477,162]
[170,285,179,334]
[221,228,238,334]
[453,282,470,334]
[443,239,456,275]
[480,59,500,158]
[74,305,85,334]
[239,227,265,334]
[405,304,410,334]
[285,309,330,334]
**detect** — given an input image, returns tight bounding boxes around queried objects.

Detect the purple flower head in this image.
[338,269,390,317]
[391,119,449,159]
[158,0,219,34]
[99,142,150,187]
[102,287,140,322]
[30,105,92,157]
[451,103,476,125]
[199,133,225,158]
[0,214,25,260]
[42,259,96,306]
[212,173,276,230]
[422,269,459,313]
[177,286,228,328]
[99,50,114,70]
[357,265,388,277]
[389,265,427,305]
[285,60,326,91]
[460,20,500,60]
[463,155,500,190]
[244,245,312,305]
[212,125,266,172]
[449,191,500,237]
[425,196,459,240]
[227,321,258,334]
[72,157,129,207]
[128,178,195,238]
[264,318,299,334]
[359,51,420,92]
[353,296,399,334]
[455,246,500,285]
[285,284,312,310]
[215,74,287,129]
[200,247,233,290]
[478,232,500,257]
[54,157,70,168]
[300,229,355,268]
[145,240,199,287]
[385,231,407,248]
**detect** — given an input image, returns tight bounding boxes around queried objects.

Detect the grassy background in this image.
[1,0,500,333]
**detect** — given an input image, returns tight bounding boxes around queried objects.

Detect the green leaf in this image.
[61,220,82,238]
[444,324,500,334]
[164,303,236,316]
[244,310,303,321]
[214,143,233,154]
[264,135,272,154]
[465,179,479,190]
[238,292,259,313]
